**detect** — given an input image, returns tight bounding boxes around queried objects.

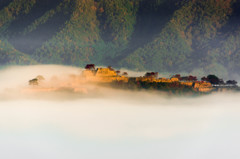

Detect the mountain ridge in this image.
[0,0,240,78]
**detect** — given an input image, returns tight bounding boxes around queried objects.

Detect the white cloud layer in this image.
[0,65,240,159]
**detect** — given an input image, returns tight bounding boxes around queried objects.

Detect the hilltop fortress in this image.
[28,64,238,94]
[80,64,214,93]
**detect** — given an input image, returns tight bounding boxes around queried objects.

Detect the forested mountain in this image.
[0,0,240,77]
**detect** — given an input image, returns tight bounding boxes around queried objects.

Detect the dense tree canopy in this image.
[0,0,240,78]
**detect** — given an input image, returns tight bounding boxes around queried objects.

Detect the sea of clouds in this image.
[0,65,240,159]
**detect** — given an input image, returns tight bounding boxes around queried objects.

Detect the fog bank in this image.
[0,65,240,159]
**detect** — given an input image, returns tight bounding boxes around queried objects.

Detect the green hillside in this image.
[120,0,235,74]
[0,39,37,65]
[0,0,240,78]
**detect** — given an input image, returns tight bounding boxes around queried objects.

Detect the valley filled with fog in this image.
[0,65,240,159]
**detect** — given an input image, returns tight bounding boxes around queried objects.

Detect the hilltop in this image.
[0,0,240,78]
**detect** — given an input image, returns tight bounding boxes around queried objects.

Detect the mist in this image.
[0,65,240,159]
